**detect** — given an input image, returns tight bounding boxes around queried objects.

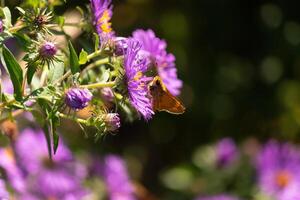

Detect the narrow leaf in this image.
[68,41,80,74]
[27,62,37,85]
[1,45,23,101]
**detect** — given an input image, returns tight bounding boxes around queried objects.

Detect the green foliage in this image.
[1,45,23,101]
[68,41,80,74]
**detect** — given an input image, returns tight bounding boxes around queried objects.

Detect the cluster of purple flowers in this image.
[88,0,183,120]
[0,128,136,199]
[256,140,300,200]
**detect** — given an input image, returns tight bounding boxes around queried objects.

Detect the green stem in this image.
[87,50,103,60]
[9,24,25,33]
[0,99,16,109]
[81,57,110,75]
[58,112,87,124]
[80,81,115,89]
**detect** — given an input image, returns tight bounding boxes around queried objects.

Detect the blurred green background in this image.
[7,0,300,199]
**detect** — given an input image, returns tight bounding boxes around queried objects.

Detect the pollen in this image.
[275,170,292,188]
[97,10,112,33]
[134,71,143,81]
[4,147,15,164]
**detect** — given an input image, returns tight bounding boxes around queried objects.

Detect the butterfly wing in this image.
[150,76,185,114]
[155,89,185,114]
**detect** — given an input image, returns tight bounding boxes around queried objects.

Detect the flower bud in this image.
[65,88,93,110]
[114,37,128,56]
[39,42,57,59]
[103,113,121,132]
[101,87,114,102]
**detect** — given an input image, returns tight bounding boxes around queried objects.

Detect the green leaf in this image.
[56,16,65,28]
[48,61,65,84]
[1,45,23,101]
[26,62,38,85]
[68,41,80,74]
[13,33,31,51]
[49,111,60,154]
[79,49,88,65]
[2,7,12,28]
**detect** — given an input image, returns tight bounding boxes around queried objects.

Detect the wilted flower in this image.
[65,88,93,110]
[216,138,238,167]
[132,29,182,96]
[39,41,57,59]
[256,140,300,200]
[90,0,114,42]
[103,155,136,200]
[124,39,154,120]
[195,194,240,200]
[103,113,121,132]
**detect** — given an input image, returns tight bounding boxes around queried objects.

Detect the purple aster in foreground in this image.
[216,138,238,167]
[103,155,136,200]
[0,179,9,199]
[256,140,300,200]
[1,128,89,200]
[65,88,93,110]
[124,39,154,120]
[90,0,114,43]
[195,194,240,200]
[132,29,182,96]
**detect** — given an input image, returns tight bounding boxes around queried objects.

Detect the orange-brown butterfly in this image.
[149,76,185,114]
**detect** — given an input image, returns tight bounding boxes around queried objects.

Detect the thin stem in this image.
[87,50,103,60]
[8,24,26,33]
[79,81,115,89]
[58,112,87,124]
[40,67,48,87]
[53,70,71,85]
[0,99,16,110]
[81,57,110,75]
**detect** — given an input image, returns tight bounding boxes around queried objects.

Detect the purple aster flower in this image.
[124,39,154,120]
[132,29,182,96]
[39,41,57,58]
[195,194,240,200]
[0,147,26,193]
[256,140,300,199]
[0,179,9,199]
[11,128,88,199]
[216,138,238,167]
[103,113,121,132]
[90,0,114,42]
[103,155,136,200]
[1,76,13,95]
[65,88,93,110]
[114,37,128,56]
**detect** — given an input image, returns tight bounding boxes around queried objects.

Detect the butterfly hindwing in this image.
[149,76,185,115]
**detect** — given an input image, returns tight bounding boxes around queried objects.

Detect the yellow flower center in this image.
[275,170,292,188]
[97,10,112,33]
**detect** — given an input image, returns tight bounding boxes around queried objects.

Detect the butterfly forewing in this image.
[149,76,185,114]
